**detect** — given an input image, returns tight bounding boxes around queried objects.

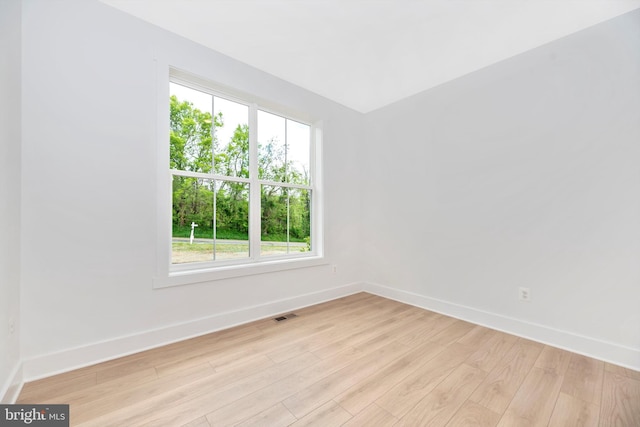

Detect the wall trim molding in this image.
[22,282,364,382]
[1,362,23,404]
[363,282,640,371]
[16,281,639,389]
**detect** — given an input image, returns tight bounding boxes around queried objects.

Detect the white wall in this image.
[20,0,363,379]
[0,0,23,402]
[15,0,640,384]
[363,10,640,369]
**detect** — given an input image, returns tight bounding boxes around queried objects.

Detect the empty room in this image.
[1,0,639,425]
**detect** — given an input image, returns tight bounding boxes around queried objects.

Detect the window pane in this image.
[214,181,250,260]
[169,83,213,173]
[258,111,311,185]
[172,177,249,264]
[172,176,214,264]
[261,185,310,256]
[261,185,287,256]
[290,188,311,252]
[287,120,311,185]
[214,97,249,178]
[258,111,286,181]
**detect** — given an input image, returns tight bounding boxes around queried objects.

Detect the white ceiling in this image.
[101,0,640,113]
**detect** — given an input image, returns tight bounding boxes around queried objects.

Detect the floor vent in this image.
[274,313,298,322]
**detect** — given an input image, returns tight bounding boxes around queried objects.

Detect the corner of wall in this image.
[0,362,23,404]
[363,282,640,371]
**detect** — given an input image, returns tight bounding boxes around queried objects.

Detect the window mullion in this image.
[213,180,217,261]
[311,124,322,255]
[211,96,216,174]
[257,179,311,190]
[249,103,260,260]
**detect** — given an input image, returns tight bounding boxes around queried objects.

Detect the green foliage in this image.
[170,95,310,247]
[170,95,220,173]
[217,124,250,178]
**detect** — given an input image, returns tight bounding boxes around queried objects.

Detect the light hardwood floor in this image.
[17,293,640,426]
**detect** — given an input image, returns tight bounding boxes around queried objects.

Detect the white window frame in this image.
[154,68,325,288]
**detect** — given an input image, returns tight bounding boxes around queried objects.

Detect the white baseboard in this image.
[363,282,640,371]
[19,281,639,384]
[1,362,23,404]
[22,282,364,382]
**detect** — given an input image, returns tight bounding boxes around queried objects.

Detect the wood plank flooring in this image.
[17,293,640,426]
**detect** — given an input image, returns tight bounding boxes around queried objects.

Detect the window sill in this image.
[153,255,327,289]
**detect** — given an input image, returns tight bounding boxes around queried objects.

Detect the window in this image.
[160,70,322,284]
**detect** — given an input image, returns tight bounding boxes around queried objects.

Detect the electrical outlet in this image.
[519,287,531,302]
[332,265,337,274]
[9,319,15,335]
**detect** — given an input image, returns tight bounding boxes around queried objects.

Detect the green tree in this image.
[170,95,222,173]
[170,95,310,244]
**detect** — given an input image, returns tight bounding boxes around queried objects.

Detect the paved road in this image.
[173,237,306,247]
